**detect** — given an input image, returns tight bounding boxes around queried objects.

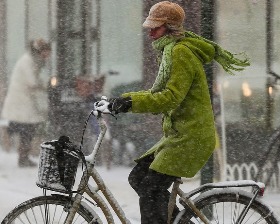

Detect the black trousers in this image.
[8,121,38,159]
[128,156,179,224]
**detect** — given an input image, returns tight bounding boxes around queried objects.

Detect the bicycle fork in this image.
[64,172,91,224]
[64,194,83,224]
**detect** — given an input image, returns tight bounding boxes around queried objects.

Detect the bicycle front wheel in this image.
[2,194,99,224]
[177,189,279,224]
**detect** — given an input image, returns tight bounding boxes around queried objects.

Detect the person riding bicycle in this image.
[106,1,250,223]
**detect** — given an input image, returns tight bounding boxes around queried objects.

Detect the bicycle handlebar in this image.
[92,96,112,116]
[85,96,113,165]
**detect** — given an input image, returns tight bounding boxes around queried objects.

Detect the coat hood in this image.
[178,37,215,64]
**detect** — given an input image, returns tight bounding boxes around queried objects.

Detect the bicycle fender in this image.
[173,210,187,224]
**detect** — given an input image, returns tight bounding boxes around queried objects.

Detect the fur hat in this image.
[143,1,185,29]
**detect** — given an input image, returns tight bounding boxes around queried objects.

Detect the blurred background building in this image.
[0,0,279,187]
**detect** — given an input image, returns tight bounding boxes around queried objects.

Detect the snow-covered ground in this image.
[1,148,280,223]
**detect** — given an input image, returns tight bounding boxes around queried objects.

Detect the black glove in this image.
[108,97,132,114]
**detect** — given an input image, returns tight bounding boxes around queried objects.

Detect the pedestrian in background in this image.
[1,38,51,167]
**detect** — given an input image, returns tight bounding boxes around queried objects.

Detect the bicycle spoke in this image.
[31,206,39,224]
[44,204,50,224]
[243,209,260,224]
[23,211,32,224]
[213,204,219,224]
[39,205,46,223]
[73,214,80,223]
[232,201,240,224]
[51,204,58,224]
[17,217,25,224]
[58,209,64,223]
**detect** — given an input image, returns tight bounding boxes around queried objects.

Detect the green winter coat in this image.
[122,37,216,178]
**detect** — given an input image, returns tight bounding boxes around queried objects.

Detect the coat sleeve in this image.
[19,54,38,89]
[122,45,197,114]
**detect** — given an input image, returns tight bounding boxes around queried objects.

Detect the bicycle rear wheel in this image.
[177,189,279,224]
[2,194,100,224]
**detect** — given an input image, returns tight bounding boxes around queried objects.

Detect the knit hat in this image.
[143,1,185,29]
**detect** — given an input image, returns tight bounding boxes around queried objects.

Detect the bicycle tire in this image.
[177,189,279,224]
[255,129,280,188]
[1,194,100,224]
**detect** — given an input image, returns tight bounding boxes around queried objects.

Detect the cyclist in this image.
[106,1,250,223]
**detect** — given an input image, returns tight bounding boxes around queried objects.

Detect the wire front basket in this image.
[36,140,80,194]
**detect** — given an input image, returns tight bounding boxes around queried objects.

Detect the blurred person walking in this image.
[1,39,51,167]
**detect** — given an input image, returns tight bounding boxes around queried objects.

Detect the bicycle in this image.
[254,127,280,190]
[2,96,280,224]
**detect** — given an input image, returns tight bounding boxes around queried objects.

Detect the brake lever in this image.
[92,96,118,119]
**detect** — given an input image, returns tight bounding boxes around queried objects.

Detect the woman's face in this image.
[149,25,167,40]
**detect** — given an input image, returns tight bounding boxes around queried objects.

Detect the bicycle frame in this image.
[64,114,131,224]
[66,165,131,224]
[64,112,267,224]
